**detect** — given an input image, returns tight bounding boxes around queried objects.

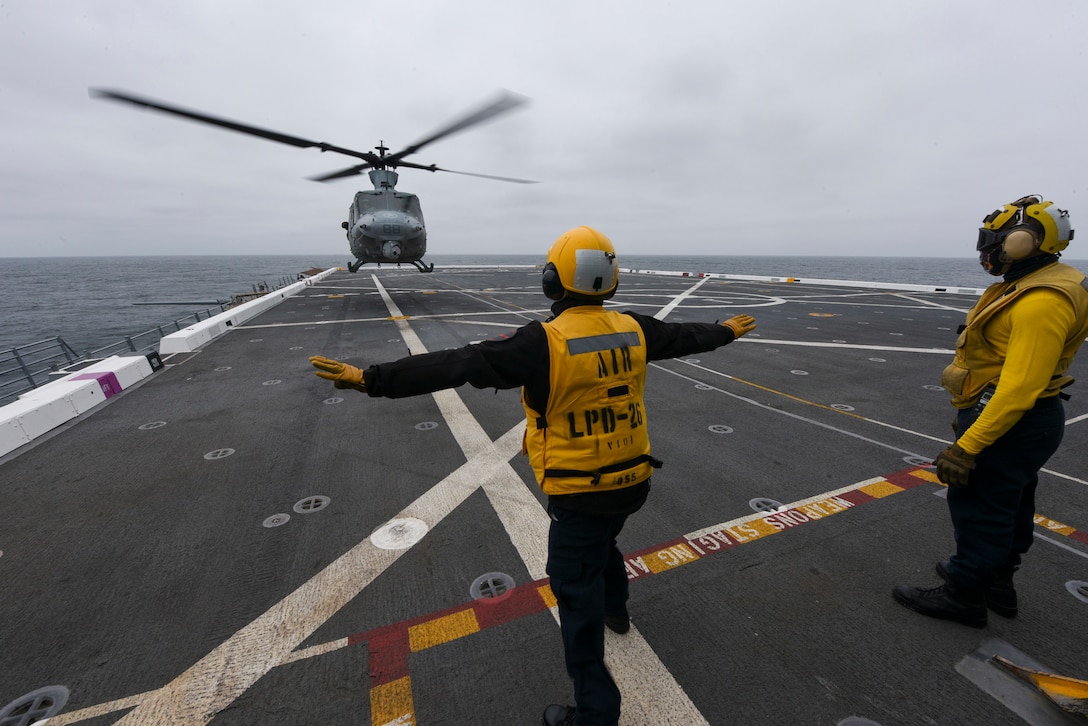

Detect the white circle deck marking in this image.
[371,518,429,550]
[203,448,235,461]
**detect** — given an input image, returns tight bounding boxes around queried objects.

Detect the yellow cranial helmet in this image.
[977,195,1074,275]
[542,226,619,301]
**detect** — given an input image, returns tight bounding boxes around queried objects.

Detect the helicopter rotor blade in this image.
[395,160,538,184]
[383,90,529,165]
[90,88,382,165]
[308,163,375,182]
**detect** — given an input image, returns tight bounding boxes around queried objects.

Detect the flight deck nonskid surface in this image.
[2,266,1086,725]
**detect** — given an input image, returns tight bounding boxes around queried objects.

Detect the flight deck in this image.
[2,265,1087,725]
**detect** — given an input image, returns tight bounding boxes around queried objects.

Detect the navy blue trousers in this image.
[546,506,631,726]
[946,395,1065,591]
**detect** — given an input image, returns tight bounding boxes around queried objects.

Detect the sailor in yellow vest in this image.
[894,195,1088,628]
[310,227,757,726]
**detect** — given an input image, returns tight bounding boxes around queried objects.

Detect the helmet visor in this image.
[976,227,1005,251]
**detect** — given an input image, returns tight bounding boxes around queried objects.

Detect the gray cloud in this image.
[1,0,1086,260]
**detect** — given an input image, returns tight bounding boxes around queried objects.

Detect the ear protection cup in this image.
[541,262,566,301]
[1002,227,1040,261]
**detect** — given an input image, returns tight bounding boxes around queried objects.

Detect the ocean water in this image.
[1,254,1085,355]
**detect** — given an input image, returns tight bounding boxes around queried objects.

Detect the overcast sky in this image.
[1,0,1086,260]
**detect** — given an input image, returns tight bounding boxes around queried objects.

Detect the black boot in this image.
[605,611,630,634]
[542,704,575,726]
[892,581,988,628]
[936,560,1018,618]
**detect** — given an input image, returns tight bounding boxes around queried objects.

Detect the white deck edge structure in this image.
[158,268,340,354]
[0,268,341,458]
[619,267,987,296]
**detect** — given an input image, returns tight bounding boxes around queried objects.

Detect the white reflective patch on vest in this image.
[566,331,642,355]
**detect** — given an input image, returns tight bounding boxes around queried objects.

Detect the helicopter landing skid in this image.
[347,259,433,273]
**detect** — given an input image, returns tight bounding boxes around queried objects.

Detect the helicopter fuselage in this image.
[343,170,429,271]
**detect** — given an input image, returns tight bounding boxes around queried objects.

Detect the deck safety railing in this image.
[0,274,301,406]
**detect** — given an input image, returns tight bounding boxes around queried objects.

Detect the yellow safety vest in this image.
[942,262,1088,407]
[522,307,656,495]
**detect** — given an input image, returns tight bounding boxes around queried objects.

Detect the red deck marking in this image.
[473,579,552,630]
[365,627,410,687]
[882,467,934,490]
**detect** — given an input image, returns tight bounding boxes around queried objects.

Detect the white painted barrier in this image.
[0,269,339,458]
[159,268,339,354]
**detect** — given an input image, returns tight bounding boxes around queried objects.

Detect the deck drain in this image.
[371,517,429,550]
[323,397,344,405]
[289,346,303,351]
[749,497,784,513]
[868,358,886,363]
[415,421,439,431]
[830,404,855,411]
[293,496,330,514]
[214,366,232,372]
[923,385,944,391]
[903,455,933,467]
[263,513,291,528]
[249,338,264,343]
[708,425,733,434]
[0,685,70,726]
[470,572,516,602]
[790,370,809,376]
[262,379,283,386]
[683,358,700,364]
[694,383,713,390]
[1067,581,1088,605]
[838,719,884,726]
[203,448,236,461]
[138,421,167,430]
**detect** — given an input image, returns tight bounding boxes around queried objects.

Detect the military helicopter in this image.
[91,88,535,272]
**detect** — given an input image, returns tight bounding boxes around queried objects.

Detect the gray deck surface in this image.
[2,265,1087,726]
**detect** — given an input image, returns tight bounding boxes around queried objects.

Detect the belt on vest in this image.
[544,454,663,486]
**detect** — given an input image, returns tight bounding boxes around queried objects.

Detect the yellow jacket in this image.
[522,306,655,495]
[942,262,1088,454]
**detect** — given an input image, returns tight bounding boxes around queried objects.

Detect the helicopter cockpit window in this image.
[390,193,423,217]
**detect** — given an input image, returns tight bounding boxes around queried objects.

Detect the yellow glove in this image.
[310,355,367,393]
[934,443,976,488]
[722,314,757,339]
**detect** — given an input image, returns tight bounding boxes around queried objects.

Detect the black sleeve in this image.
[625,311,737,361]
[364,321,548,399]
